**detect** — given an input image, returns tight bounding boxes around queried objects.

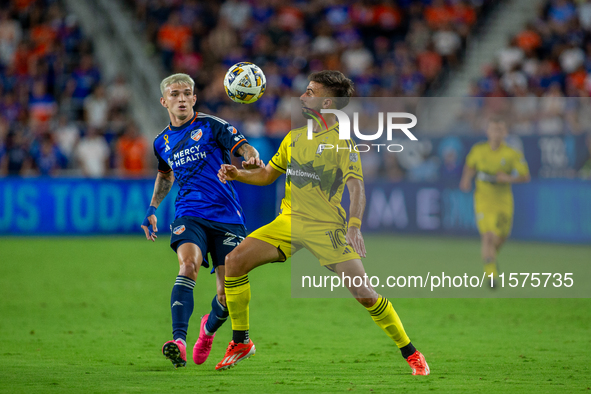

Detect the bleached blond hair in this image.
[160,73,195,96]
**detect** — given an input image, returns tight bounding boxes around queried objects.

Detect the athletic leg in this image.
[331,259,429,375]
[172,242,202,341]
[204,265,229,334]
[494,235,507,253]
[224,238,283,340]
[193,265,228,365]
[163,242,203,368]
[216,237,284,370]
[481,231,499,279]
[206,224,251,336]
[332,260,413,353]
[194,221,247,365]
[329,259,430,375]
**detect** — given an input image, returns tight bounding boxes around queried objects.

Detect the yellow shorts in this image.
[474,201,513,238]
[248,214,361,266]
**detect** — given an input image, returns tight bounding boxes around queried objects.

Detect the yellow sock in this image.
[366,296,410,348]
[225,275,250,331]
[484,262,498,278]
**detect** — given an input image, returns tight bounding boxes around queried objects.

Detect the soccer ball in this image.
[223,62,266,104]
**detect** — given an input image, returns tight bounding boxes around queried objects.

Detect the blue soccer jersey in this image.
[153,112,248,225]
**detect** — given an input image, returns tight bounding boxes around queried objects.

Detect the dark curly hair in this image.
[308,70,354,109]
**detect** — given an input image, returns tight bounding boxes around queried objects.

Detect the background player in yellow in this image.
[460,118,530,285]
[215,70,429,375]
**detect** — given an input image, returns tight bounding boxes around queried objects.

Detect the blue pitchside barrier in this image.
[0,178,277,236]
[360,179,591,244]
[0,177,589,244]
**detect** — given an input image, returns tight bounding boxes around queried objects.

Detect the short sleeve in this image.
[154,143,171,173]
[269,132,289,173]
[512,150,530,176]
[215,123,248,157]
[465,145,478,169]
[341,139,363,182]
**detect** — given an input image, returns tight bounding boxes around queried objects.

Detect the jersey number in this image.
[223,232,245,247]
[325,229,347,250]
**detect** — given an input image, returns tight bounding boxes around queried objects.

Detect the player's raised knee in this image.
[224,251,250,276]
[224,251,241,268]
[224,249,243,267]
[179,257,199,277]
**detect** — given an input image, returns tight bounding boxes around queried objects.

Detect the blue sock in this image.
[205,295,229,335]
[171,275,195,343]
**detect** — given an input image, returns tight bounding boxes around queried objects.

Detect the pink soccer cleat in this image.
[162,339,187,368]
[406,350,430,375]
[193,314,215,365]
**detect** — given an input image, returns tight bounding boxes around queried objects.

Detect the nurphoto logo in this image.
[305,108,418,153]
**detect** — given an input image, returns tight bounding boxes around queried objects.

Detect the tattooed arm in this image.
[141,171,174,241]
[235,143,265,170]
[149,171,175,208]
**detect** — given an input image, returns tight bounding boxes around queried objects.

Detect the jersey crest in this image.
[173,225,186,235]
[191,129,203,142]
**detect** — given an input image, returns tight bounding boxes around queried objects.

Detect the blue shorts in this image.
[170,216,246,269]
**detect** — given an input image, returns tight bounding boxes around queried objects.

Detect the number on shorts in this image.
[223,232,244,247]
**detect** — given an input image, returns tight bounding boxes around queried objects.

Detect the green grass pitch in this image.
[0,236,589,393]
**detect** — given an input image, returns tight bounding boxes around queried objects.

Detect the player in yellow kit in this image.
[460,118,530,285]
[215,71,429,375]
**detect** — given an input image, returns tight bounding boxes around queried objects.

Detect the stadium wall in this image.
[0,179,276,237]
[0,177,589,244]
[362,179,591,244]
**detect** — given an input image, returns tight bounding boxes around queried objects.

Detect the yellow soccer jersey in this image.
[465,141,529,205]
[269,123,363,224]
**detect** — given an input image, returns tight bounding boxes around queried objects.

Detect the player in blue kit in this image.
[141,73,263,368]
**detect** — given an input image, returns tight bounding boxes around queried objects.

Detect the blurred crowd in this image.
[1,0,590,181]
[0,0,149,177]
[467,0,591,135]
[131,0,495,138]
